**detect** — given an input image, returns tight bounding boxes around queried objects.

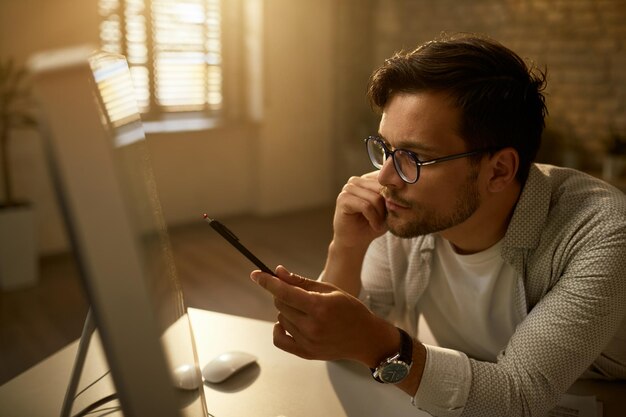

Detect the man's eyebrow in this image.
[377,133,438,153]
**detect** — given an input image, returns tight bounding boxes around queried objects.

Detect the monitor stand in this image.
[58,309,203,417]
[60,309,97,417]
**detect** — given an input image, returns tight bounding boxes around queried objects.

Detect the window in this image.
[98,0,222,120]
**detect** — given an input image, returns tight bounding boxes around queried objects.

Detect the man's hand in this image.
[333,171,388,251]
[250,265,399,367]
[322,171,388,296]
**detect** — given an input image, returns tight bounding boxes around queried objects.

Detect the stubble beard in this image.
[383,170,481,238]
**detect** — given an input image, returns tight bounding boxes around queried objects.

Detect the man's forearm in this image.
[321,240,370,296]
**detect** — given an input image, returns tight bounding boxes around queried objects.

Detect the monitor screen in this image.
[30,47,207,416]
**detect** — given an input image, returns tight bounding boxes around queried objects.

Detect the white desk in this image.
[191,309,422,417]
[0,308,422,417]
[1,308,624,416]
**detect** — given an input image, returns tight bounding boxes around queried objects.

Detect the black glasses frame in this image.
[365,136,494,184]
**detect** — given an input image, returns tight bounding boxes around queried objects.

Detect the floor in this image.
[0,206,334,386]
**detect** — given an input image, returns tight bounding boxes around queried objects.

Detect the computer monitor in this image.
[29,47,207,417]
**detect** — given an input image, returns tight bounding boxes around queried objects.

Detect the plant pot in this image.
[0,203,38,290]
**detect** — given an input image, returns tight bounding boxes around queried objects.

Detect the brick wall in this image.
[360,0,626,170]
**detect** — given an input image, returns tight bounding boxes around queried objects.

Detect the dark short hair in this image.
[367,33,547,184]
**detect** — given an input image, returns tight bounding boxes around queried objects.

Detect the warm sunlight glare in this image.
[93,55,141,127]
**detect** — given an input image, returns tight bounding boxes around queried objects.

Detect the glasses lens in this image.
[366,138,386,168]
[394,150,419,183]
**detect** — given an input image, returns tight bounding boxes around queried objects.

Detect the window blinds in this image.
[99,0,222,116]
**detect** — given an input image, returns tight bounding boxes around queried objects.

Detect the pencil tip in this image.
[203,213,208,219]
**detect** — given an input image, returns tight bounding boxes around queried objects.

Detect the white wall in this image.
[0,0,337,255]
[256,0,335,214]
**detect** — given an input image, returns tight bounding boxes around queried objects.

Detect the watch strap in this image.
[370,327,413,383]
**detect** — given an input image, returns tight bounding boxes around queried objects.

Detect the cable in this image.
[71,393,119,417]
[71,394,218,417]
[80,406,119,416]
[70,371,218,417]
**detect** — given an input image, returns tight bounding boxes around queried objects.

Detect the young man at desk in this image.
[251,34,626,417]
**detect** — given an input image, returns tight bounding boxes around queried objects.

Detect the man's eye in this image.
[403,150,423,161]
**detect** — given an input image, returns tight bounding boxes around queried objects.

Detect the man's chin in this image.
[386,216,422,238]
[386,213,444,238]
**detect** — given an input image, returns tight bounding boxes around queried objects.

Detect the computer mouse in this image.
[201,351,258,384]
[172,363,202,390]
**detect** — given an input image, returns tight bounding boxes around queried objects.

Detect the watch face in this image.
[380,362,410,383]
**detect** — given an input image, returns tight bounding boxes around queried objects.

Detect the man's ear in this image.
[486,148,519,193]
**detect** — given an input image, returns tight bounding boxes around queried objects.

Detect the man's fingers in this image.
[276,312,305,343]
[273,266,335,294]
[250,270,317,311]
[336,175,388,234]
[274,297,306,324]
[343,196,387,233]
[362,170,380,180]
[272,321,310,359]
[341,177,386,220]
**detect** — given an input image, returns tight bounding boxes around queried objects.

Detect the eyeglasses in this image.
[365,135,493,184]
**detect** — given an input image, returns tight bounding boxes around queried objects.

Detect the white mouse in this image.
[202,351,258,383]
[172,363,202,390]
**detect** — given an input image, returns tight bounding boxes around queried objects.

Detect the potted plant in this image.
[602,128,626,181]
[0,58,39,290]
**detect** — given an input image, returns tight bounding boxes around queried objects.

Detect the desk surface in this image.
[1,308,624,416]
[0,309,422,417]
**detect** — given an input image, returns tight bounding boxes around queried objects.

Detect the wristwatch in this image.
[371,327,413,384]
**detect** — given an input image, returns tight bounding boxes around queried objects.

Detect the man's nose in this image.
[377,157,404,188]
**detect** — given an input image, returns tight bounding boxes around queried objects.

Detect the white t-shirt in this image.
[417,235,522,362]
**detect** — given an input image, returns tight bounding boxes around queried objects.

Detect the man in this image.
[250,34,626,417]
